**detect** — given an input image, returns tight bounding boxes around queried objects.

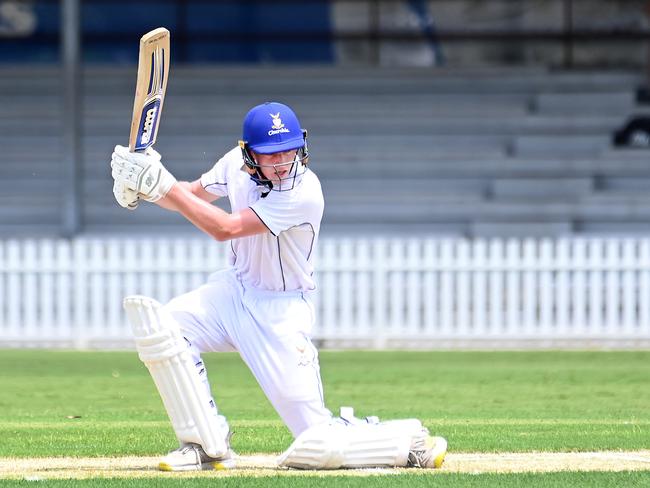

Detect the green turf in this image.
[2,472,650,488]
[1,350,649,486]
[0,350,649,456]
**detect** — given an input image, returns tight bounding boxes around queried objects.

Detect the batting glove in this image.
[112,179,140,210]
[111,144,177,202]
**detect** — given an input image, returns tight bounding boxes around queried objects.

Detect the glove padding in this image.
[113,179,140,210]
[111,145,177,202]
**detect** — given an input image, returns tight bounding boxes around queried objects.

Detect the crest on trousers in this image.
[295,337,315,367]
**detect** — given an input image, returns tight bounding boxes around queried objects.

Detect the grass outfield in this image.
[1,350,649,486]
[1,473,650,488]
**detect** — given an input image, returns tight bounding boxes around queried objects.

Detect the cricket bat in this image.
[128,27,170,152]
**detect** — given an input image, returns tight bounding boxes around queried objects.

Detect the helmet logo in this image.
[270,113,284,130]
[268,112,290,136]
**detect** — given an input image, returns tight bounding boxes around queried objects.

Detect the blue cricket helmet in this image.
[239,101,310,192]
[242,102,305,154]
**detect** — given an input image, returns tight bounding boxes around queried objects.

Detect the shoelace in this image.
[180,445,202,463]
[177,435,235,462]
[407,436,431,468]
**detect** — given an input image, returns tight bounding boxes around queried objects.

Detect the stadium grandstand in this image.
[1,0,650,347]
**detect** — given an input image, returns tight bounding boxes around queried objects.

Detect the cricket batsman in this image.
[110,101,447,471]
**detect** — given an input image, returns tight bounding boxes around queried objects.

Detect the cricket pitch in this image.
[2,451,650,479]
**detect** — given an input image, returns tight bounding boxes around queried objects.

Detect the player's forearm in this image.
[161,183,236,241]
[154,181,193,211]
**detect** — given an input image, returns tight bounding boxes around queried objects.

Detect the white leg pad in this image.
[277,419,426,469]
[124,295,228,458]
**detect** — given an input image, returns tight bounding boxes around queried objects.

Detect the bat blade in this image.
[128,27,170,152]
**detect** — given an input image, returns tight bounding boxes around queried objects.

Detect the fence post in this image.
[406,239,421,337]
[90,240,105,338]
[73,239,88,348]
[522,239,537,335]
[456,240,470,336]
[423,238,437,335]
[539,239,553,336]
[7,241,20,337]
[489,239,504,335]
[356,239,371,337]
[472,239,487,336]
[440,239,454,336]
[39,240,55,333]
[157,239,173,305]
[0,240,4,335]
[372,238,387,348]
[23,240,37,338]
[622,239,636,336]
[106,240,122,336]
[588,239,604,334]
[555,239,570,335]
[339,238,354,335]
[505,239,520,336]
[140,239,156,299]
[389,239,405,339]
[172,239,189,298]
[55,240,72,338]
[320,238,338,339]
[640,239,650,335]
[571,239,587,334]
[605,239,621,335]
[189,239,206,289]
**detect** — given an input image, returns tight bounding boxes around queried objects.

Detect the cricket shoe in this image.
[407,434,447,469]
[158,443,237,471]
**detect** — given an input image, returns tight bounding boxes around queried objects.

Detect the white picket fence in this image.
[1,237,650,348]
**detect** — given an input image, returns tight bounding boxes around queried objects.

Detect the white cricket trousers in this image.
[163,268,332,437]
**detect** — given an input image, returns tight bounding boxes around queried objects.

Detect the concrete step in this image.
[490,178,594,200]
[512,135,611,157]
[596,177,650,194]
[533,92,637,114]
[0,66,641,95]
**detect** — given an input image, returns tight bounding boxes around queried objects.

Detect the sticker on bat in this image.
[136,98,162,151]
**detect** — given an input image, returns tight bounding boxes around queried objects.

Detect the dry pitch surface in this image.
[2,452,650,479]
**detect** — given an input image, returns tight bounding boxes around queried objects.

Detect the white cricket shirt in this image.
[200,147,324,292]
